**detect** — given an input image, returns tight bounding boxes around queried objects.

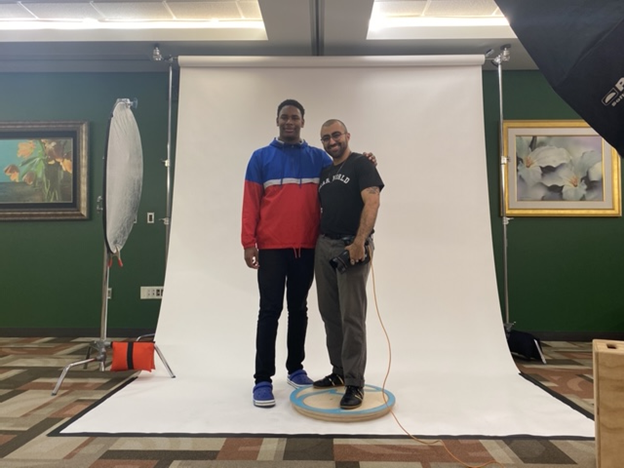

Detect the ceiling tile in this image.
[92,2,174,21]
[20,3,103,20]
[166,1,244,20]
[0,3,35,19]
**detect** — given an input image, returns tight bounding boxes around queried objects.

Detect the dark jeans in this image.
[254,248,315,384]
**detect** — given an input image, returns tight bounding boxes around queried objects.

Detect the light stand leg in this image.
[52,358,98,396]
[53,340,109,395]
[83,345,92,369]
[136,333,176,378]
[534,339,547,364]
[52,247,112,396]
[154,345,176,378]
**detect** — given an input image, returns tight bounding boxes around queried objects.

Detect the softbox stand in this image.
[52,99,175,396]
[490,46,546,364]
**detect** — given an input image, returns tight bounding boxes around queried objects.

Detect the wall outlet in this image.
[147,212,155,224]
[108,288,112,299]
[141,286,164,300]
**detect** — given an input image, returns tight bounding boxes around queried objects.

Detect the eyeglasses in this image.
[320,132,345,143]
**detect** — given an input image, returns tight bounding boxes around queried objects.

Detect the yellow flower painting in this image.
[1,138,73,203]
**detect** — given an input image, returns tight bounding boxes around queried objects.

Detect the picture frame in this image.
[0,121,89,220]
[503,120,621,217]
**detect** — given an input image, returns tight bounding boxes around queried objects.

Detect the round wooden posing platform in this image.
[290,384,396,422]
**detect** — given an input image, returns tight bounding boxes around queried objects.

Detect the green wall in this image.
[483,71,624,335]
[1,69,623,337]
[0,72,169,335]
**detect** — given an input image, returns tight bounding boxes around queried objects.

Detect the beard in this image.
[326,142,347,159]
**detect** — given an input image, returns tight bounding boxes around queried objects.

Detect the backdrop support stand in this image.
[152,45,176,268]
[163,59,174,267]
[489,45,546,364]
[489,45,512,329]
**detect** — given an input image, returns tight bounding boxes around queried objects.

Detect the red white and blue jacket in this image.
[242,138,332,250]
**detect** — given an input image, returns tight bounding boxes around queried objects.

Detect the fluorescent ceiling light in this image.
[0,20,264,31]
[369,16,509,32]
[367,16,514,41]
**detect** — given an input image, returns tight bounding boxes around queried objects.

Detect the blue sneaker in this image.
[287,369,313,388]
[252,382,275,407]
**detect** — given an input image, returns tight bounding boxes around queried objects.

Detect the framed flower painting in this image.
[502,120,621,217]
[0,121,88,220]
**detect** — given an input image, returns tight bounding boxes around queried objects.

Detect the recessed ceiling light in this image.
[0,20,264,31]
[369,16,509,32]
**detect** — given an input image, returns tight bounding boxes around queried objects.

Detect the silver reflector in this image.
[103,99,143,257]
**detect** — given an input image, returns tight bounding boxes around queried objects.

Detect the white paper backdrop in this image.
[60,56,594,437]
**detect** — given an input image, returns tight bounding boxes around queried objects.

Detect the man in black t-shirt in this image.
[312,119,384,410]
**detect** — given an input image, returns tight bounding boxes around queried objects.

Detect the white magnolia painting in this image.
[503,120,621,217]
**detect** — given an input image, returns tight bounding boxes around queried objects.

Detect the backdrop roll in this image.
[60,56,594,437]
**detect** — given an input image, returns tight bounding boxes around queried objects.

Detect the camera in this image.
[329,242,370,274]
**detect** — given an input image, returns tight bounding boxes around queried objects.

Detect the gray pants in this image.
[314,235,371,387]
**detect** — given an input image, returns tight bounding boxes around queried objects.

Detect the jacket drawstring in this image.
[279,139,305,188]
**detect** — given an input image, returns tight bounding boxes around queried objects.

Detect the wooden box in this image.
[594,339,624,468]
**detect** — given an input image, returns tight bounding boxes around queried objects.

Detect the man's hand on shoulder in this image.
[362,152,377,167]
[244,247,260,269]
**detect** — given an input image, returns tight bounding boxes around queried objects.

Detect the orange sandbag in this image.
[111,341,155,372]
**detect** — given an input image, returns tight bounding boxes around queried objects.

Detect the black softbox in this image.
[494,0,624,157]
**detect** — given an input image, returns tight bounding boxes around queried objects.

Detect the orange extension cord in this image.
[369,253,505,468]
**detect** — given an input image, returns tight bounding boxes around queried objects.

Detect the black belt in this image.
[321,233,373,246]
[321,233,352,240]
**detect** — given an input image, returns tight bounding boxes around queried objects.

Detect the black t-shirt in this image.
[318,152,384,237]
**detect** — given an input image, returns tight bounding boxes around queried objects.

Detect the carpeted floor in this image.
[0,338,595,467]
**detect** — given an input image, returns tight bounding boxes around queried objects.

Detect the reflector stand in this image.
[51,99,175,396]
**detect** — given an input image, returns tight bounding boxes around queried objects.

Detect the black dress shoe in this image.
[313,373,345,388]
[340,385,364,409]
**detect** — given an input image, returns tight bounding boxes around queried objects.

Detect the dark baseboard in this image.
[0,328,156,338]
[3,328,624,343]
[526,331,624,342]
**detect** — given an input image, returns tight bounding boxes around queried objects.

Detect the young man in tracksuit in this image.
[241,99,331,407]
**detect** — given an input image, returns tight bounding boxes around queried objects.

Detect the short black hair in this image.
[321,119,348,133]
[277,99,305,118]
